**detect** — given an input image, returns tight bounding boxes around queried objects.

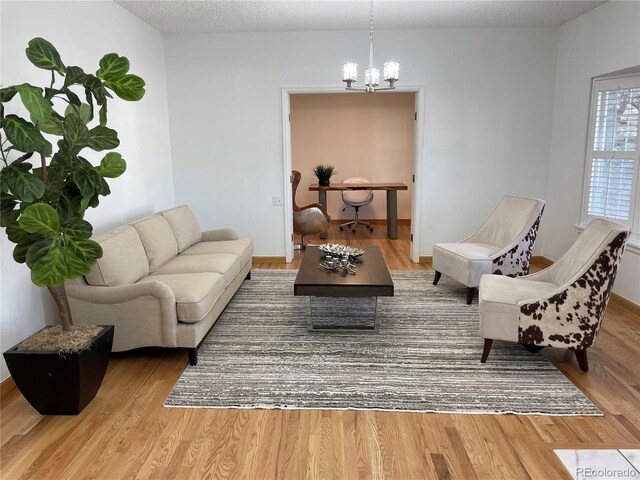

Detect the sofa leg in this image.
[188,348,198,366]
[575,349,589,372]
[433,271,442,285]
[466,287,476,305]
[481,338,493,363]
[246,270,251,280]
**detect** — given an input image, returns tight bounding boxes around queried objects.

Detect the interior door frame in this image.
[281,85,425,263]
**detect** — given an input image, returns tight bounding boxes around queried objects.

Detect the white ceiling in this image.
[115,0,607,34]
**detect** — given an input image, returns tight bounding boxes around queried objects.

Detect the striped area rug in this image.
[164,270,601,415]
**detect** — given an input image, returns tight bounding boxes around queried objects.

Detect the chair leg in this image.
[433,271,442,285]
[293,235,307,250]
[481,338,493,363]
[466,287,476,305]
[574,349,589,372]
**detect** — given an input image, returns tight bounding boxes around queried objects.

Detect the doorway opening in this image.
[282,86,425,263]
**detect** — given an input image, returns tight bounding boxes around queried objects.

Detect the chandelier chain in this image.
[369,0,374,46]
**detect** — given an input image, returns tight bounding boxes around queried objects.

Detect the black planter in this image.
[318,179,331,186]
[3,325,114,415]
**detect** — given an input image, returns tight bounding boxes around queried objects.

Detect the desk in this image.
[309,182,408,239]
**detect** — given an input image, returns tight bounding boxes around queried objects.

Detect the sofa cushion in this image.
[138,273,225,323]
[432,242,501,287]
[152,253,242,287]
[160,205,202,253]
[181,238,253,265]
[85,226,149,286]
[131,215,179,272]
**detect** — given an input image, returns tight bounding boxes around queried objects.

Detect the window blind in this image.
[586,82,639,224]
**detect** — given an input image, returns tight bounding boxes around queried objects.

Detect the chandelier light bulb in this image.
[365,67,380,87]
[342,63,358,84]
[383,61,399,82]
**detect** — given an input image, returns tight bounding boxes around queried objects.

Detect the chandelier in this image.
[342,0,399,92]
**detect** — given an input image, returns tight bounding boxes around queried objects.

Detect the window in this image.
[582,74,640,237]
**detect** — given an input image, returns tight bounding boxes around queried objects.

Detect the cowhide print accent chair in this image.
[479,219,630,372]
[433,196,545,304]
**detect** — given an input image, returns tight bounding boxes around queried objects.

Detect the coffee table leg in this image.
[306,296,313,332]
[306,296,381,333]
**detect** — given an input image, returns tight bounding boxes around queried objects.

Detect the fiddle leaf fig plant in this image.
[0,37,145,332]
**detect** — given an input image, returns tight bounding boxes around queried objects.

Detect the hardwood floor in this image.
[2,220,639,479]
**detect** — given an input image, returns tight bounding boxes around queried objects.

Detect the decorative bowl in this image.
[318,243,365,259]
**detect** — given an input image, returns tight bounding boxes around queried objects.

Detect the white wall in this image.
[0,1,175,381]
[546,1,640,304]
[164,28,557,258]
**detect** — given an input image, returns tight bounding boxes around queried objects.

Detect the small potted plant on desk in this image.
[313,164,336,186]
[0,37,145,415]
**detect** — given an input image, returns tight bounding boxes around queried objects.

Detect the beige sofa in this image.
[65,205,253,365]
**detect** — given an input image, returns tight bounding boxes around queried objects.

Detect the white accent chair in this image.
[340,177,374,233]
[432,195,545,304]
[479,219,629,372]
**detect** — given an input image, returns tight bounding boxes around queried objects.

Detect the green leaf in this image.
[96,152,126,178]
[73,169,96,199]
[25,37,65,75]
[13,237,33,263]
[6,223,27,244]
[62,112,90,154]
[64,103,92,125]
[30,236,100,286]
[1,209,20,227]
[0,192,17,214]
[104,74,145,101]
[62,218,92,239]
[30,243,69,286]
[4,164,45,202]
[19,203,60,237]
[88,126,119,151]
[65,89,82,107]
[2,115,52,156]
[0,86,17,103]
[26,236,53,268]
[63,66,86,87]
[97,53,130,80]
[37,111,64,136]
[15,84,53,124]
[84,75,107,105]
[98,103,107,126]
[85,88,94,123]
[69,238,102,264]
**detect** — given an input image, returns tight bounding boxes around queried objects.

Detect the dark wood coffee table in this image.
[293,246,394,333]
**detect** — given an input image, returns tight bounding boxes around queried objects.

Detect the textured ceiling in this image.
[115,1,607,34]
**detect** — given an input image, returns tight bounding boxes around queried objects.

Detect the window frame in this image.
[580,73,640,241]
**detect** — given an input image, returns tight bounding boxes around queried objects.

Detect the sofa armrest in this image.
[66,281,174,304]
[201,228,240,241]
[65,281,179,350]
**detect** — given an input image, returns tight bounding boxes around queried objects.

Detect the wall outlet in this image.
[272,196,283,206]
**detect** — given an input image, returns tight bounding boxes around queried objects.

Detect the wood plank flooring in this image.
[2,220,639,479]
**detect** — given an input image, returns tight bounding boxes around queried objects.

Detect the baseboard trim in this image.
[252,256,286,264]
[610,292,640,317]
